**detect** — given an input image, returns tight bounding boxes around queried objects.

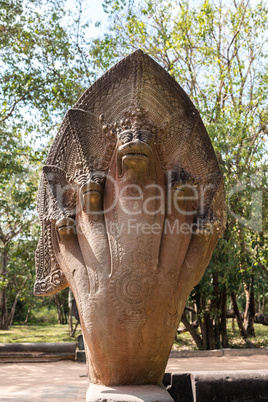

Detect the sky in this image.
[65,0,109,39]
[64,0,266,39]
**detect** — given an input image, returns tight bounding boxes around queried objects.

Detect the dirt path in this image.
[0,355,267,401]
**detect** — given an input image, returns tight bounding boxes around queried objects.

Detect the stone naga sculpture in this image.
[35,50,226,401]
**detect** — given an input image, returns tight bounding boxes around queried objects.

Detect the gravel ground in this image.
[0,355,268,401]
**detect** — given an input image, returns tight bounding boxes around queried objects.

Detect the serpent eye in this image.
[134,130,152,143]
[119,131,133,144]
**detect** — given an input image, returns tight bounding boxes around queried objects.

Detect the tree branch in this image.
[245,247,268,276]
[0,94,26,123]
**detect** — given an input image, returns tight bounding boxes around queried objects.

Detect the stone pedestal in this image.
[86,384,173,402]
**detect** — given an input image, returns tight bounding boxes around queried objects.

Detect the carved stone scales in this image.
[35,50,226,401]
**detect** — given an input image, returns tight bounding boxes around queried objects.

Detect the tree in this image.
[88,0,268,348]
[0,126,40,328]
[0,0,94,122]
[0,0,95,328]
[52,288,68,325]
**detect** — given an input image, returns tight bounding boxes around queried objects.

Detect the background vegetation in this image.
[0,0,267,349]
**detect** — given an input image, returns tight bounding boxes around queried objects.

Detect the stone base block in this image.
[192,371,268,402]
[86,383,174,402]
[167,370,268,402]
[76,350,86,362]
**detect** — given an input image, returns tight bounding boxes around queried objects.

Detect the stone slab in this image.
[191,371,268,402]
[170,347,268,359]
[86,384,174,402]
[166,354,268,372]
[0,343,77,363]
[164,370,268,402]
[170,349,223,358]
[0,352,76,363]
[222,347,268,356]
[0,342,76,353]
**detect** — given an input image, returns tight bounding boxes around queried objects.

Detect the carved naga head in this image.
[34,50,226,389]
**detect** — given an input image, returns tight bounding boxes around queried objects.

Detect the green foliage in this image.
[91,0,268,347]
[0,0,96,329]
[25,305,58,324]
[0,0,96,137]
[0,123,40,327]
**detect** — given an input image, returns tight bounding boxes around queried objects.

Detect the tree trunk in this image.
[232,318,235,332]
[244,267,256,336]
[194,289,211,350]
[24,305,32,324]
[205,312,215,350]
[68,287,73,335]
[7,276,29,328]
[8,295,19,328]
[180,310,203,350]
[199,295,208,350]
[231,291,248,338]
[212,274,220,349]
[53,293,67,324]
[177,320,198,334]
[68,289,79,337]
[261,296,265,314]
[192,285,228,350]
[70,320,79,338]
[0,290,8,330]
[220,287,228,348]
[0,249,8,330]
[248,285,255,335]
[238,228,256,337]
[231,291,255,348]
[243,270,255,336]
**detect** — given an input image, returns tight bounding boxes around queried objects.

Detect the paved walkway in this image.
[0,355,268,401]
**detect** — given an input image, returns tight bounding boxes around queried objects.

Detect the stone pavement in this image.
[0,355,268,401]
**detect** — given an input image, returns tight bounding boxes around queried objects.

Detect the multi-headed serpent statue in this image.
[35,50,226,401]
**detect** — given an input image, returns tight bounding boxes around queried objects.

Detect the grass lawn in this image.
[0,320,267,349]
[0,323,82,343]
[227,322,268,348]
[174,320,268,350]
